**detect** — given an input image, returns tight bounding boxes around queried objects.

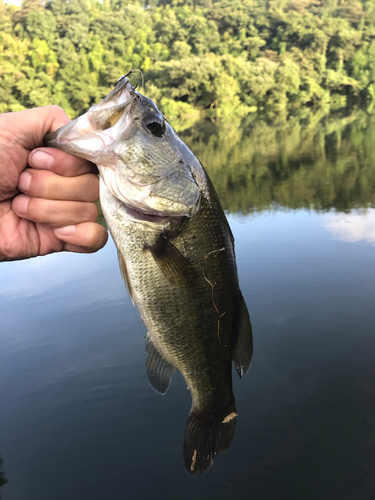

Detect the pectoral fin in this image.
[145,337,176,395]
[117,251,134,306]
[232,292,253,378]
[144,235,197,286]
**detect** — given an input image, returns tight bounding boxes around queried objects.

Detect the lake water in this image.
[1,109,375,500]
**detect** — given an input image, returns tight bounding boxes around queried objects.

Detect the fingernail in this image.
[13,195,30,215]
[29,150,54,170]
[54,225,76,237]
[18,170,32,192]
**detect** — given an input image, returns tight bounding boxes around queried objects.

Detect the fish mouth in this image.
[101,74,134,104]
[44,76,136,154]
[123,203,172,224]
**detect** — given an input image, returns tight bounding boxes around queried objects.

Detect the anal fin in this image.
[233,291,253,378]
[145,337,176,395]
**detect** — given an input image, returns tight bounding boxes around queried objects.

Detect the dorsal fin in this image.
[145,337,176,395]
[117,250,134,306]
[232,292,253,378]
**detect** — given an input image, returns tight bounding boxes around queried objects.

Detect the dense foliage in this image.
[2,0,375,118]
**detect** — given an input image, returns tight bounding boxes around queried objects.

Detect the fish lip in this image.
[43,120,77,147]
[121,202,173,224]
[44,78,137,153]
[102,75,135,104]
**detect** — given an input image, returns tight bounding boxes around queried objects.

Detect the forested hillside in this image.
[1,0,375,119]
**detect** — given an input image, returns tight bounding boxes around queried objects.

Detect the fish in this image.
[44,75,253,474]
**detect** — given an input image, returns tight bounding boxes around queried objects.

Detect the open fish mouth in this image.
[122,203,172,224]
[44,75,136,155]
[43,73,253,476]
[44,74,201,223]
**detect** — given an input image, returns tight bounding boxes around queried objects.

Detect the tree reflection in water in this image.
[178,109,375,214]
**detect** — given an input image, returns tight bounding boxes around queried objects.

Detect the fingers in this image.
[6,105,71,151]
[14,150,107,255]
[28,148,97,177]
[18,169,99,202]
[12,195,98,227]
[53,222,108,254]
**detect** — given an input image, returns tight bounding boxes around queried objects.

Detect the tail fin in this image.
[183,399,237,475]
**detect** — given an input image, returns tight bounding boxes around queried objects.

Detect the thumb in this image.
[4,106,71,152]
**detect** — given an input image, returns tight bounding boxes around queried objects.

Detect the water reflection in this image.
[324,209,375,245]
[181,109,375,213]
[2,110,375,499]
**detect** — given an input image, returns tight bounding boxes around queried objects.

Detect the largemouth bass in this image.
[45,75,253,474]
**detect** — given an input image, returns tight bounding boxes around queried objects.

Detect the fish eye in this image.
[146,120,166,138]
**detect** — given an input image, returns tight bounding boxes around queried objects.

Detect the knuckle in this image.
[84,240,98,253]
[84,203,98,221]
[47,105,66,118]
[54,152,88,176]
[26,197,43,221]
[28,198,57,224]
[87,174,100,200]
[34,172,53,199]
[85,225,108,252]
[1,238,21,260]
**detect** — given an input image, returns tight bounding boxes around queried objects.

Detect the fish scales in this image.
[103,179,238,411]
[44,75,253,474]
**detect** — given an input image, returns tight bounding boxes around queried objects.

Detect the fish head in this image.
[44,76,201,226]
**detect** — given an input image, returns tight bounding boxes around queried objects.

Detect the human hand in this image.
[0,106,108,262]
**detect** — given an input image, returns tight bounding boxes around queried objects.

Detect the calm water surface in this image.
[1,110,375,499]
